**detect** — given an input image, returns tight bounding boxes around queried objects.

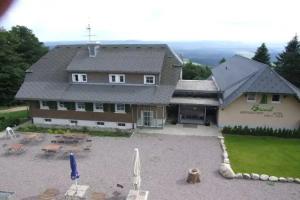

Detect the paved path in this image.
[0,106,28,113]
[0,133,299,200]
[137,124,221,136]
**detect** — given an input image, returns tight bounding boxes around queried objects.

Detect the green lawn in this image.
[225,135,300,177]
[0,110,28,118]
[0,110,29,131]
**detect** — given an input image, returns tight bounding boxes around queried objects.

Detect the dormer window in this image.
[109,74,125,83]
[72,73,87,83]
[144,75,155,85]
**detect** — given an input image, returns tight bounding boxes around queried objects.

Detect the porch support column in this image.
[204,106,207,124]
[178,104,181,123]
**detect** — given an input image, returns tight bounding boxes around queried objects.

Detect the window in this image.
[272,94,281,103]
[70,120,78,125]
[44,118,52,123]
[96,121,105,126]
[117,123,126,127]
[40,101,49,109]
[94,103,103,112]
[76,102,85,111]
[58,102,66,110]
[115,104,125,113]
[247,93,256,103]
[109,74,125,83]
[144,75,155,85]
[72,73,87,83]
[82,74,87,82]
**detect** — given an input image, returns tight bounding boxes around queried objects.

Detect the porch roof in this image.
[170,97,219,106]
[175,80,218,92]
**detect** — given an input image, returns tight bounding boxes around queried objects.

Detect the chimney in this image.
[88,45,100,57]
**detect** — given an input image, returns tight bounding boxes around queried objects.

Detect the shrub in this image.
[222,126,300,138]
[17,125,131,137]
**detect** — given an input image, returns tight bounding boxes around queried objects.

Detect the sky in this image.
[0,0,299,43]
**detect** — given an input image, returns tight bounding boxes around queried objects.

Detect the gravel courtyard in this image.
[0,133,299,200]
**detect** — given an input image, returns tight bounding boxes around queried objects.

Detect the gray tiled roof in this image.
[175,80,218,92]
[213,55,300,107]
[170,97,219,106]
[16,44,182,104]
[67,44,169,73]
[212,55,266,91]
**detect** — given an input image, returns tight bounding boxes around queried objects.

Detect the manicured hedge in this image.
[18,125,132,137]
[222,126,300,138]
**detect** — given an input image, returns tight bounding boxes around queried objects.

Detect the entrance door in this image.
[142,111,153,127]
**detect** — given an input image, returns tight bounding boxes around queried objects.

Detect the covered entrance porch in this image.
[170,97,219,125]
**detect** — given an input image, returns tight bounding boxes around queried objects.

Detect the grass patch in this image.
[17,124,131,137]
[0,110,29,131]
[225,135,300,177]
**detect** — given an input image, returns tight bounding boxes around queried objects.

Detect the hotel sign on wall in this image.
[240,104,283,118]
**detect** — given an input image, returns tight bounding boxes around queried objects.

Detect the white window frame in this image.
[246,93,256,103]
[117,122,126,127]
[76,102,86,111]
[109,74,125,83]
[72,73,87,83]
[40,101,49,110]
[115,104,125,113]
[70,120,78,126]
[271,94,281,104]
[96,121,105,126]
[94,103,104,112]
[57,102,67,110]
[44,118,52,123]
[144,75,155,85]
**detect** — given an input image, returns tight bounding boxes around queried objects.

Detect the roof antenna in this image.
[86,22,95,43]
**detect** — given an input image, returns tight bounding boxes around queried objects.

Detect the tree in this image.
[0,26,48,106]
[252,43,271,65]
[276,35,300,87]
[182,61,212,80]
[9,25,48,65]
[219,57,226,64]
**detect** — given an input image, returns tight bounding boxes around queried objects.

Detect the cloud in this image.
[1,0,299,42]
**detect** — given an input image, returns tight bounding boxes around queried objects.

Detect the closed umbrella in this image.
[133,148,141,190]
[70,153,80,189]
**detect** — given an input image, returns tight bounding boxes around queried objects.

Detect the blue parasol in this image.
[70,153,79,186]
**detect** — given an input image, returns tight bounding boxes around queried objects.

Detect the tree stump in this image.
[186,168,201,184]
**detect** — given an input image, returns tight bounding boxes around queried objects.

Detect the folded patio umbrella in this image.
[133,148,141,190]
[70,153,80,188]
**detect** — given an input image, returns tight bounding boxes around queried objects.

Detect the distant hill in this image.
[44,40,284,67]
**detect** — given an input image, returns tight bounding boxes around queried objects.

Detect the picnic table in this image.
[63,133,88,140]
[22,133,43,143]
[51,133,88,144]
[6,143,25,154]
[42,144,62,153]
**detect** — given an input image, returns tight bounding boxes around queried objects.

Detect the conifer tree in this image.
[252,43,271,65]
[276,35,300,87]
